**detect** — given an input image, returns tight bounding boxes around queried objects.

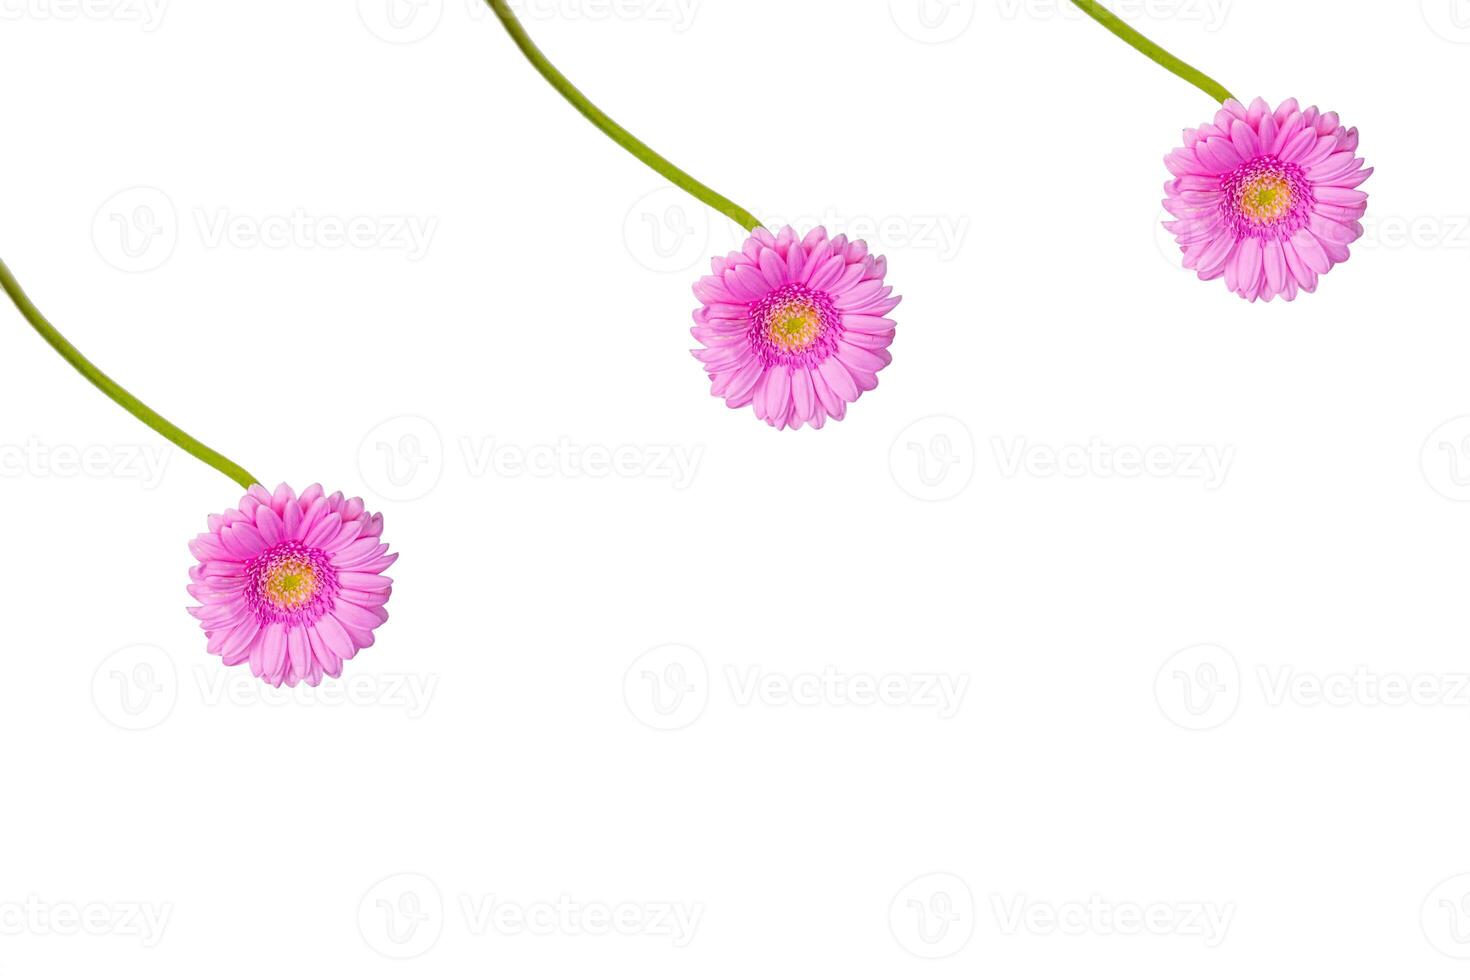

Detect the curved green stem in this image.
[1070,0,1235,104]
[485,0,762,232]
[0,258,260,490]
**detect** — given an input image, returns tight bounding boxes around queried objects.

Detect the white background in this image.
[1,0,1468,975]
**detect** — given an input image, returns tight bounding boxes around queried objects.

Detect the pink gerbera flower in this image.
[1163,97,1371,302]
[187,483,395,688]
[691,226,899,429]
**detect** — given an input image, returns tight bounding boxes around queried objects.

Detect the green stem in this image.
[485,0,763,232]
[0,258,260,490]
[1070,0,1235,104]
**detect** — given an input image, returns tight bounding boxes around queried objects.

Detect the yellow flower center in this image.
[264,559,320,611]
[1239,173,1293,226]
[767,300,823,354]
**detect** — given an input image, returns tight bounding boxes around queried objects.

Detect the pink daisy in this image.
[1163,97,1371,302]
[187,483,395,688]
[691,226,899,429]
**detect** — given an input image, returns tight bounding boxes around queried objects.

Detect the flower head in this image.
[187,483,395,688]
[691,226,899,429]
[1163,97,1371,302]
